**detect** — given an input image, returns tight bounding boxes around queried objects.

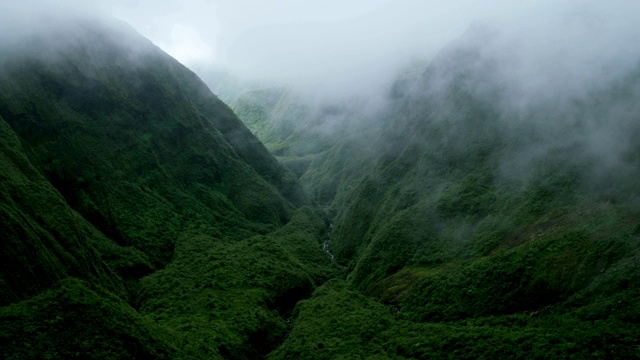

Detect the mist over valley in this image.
[1,1,639,358]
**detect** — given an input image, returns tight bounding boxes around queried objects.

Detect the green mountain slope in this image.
[226,29,640,358]
[0,16,337,359]
[2,11,639,358]
[0,113,125,305]
[228,88,385,207]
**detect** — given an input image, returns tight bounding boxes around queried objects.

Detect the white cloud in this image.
[159,23,215,65]
[108,0,218,65]
[2,0,640,95]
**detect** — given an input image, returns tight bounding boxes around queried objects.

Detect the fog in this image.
[2,1,640,165]
[3,1,638,96]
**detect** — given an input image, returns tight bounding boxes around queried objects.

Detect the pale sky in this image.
[105,0,548,87]
[2,1,640,93]
[111,1,525,64]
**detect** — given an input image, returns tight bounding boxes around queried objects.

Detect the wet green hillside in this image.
[1,13,639,359]
[0,17,338,359]
[231,30,640,359]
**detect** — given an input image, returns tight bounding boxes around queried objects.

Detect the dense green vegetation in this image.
[1,13,639,359]
[0,17,337,359]
[271,279,639,359]
[227,30,640,358]
[227,88,384,206]
[1,278,179,359]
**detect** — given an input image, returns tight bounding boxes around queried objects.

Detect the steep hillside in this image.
[228,88,385,206]
[226,28,640,358]
[0,16,338,359]
[2,10,639,359]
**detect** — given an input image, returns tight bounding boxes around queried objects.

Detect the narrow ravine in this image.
[322,207,335,260]
[322,222,335,260]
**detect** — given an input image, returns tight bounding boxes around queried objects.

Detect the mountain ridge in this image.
[1,13,639,359]
[0,16,338,359]
[225,24,640,358]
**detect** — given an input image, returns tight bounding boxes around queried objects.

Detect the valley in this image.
[0,8,639,360]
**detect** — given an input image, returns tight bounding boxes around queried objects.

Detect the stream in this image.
[322,222,335,260]
[322,207,335,260]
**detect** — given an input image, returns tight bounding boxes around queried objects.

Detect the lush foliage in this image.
[0,18,335,359]
[229,29,640,358]
[2,15,640,359]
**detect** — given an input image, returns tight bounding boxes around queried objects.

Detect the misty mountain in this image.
[0,16,338,359]
[1,8,639,360]
[222,25,640,358]
[226,85,396,208]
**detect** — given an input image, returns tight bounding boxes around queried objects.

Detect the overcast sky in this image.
[2,1,639,93]
[104,0,552,89]
[116,2,516,67]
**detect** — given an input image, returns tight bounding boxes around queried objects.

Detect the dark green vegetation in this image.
[226,30,640,358]
[1,14,640,359]
[0,17,338,359]
[227,88,383,208]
